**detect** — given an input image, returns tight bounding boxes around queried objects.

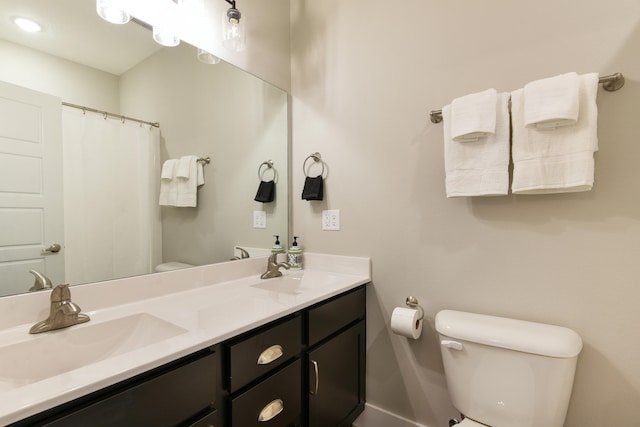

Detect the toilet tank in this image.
[435,310,582,427]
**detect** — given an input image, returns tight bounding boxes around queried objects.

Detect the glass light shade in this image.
[197,49,221,64]
[222,8,246,52]
[96,0,131,25]
[12,17,42,33]
[153,26,180,47]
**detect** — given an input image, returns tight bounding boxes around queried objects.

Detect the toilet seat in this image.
[457,418,488,427]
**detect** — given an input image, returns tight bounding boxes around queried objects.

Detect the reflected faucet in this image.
[29,284,90,334]
[230,246,250,261]
[260,253,290,279]
[29,270,53,292]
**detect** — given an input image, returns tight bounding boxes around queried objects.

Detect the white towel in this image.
[524,72,580,129]
[197,162,205,186]
[176,156,199,207]
[159,159,179,206]
[450,88,498,142]
[176,156,192,179]
[511,73,599,194]
[443,92,510,197]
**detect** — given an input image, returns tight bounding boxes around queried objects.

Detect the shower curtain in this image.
[62,107,162,284]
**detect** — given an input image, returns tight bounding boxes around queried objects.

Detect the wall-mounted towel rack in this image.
[428,72,625,124]
[258,160,275,180]
[197,157,211,165]
[303,152,326,177]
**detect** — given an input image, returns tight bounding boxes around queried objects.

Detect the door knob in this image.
[43,243,61,253]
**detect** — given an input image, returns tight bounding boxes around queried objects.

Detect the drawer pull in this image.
[310,359,319,395]
[257,398,284,422]
[257,345,284,365]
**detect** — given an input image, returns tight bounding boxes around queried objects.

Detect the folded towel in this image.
[302,176,324,201]
[511,73,599,194]
[159,159,178,206]
[443,92,510,197]
[450,88,497,142]
[176,156,199,207]
[254,180,275,203]
[161,159,177,180]
[176,156,192,179]
[524,72,580,129]
[197,162,204,186]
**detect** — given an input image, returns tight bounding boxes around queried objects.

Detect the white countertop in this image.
[0,253,371,425]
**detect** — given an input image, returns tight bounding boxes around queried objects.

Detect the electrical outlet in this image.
[253,211,266,229]
[322,209,340,231]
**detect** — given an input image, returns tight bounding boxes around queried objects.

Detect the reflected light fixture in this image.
[96,0,131,25]
[197,48,221,64]
[12,17,42,33]
[222,0,246,52]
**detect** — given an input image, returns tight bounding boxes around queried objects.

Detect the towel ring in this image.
[303,152,325,178]
[258,160,276,181]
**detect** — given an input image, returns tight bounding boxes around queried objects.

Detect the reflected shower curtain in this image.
[62,108,162,284]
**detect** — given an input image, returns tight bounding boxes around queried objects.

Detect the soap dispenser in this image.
[271,235,285,254]
[288,236,303,270]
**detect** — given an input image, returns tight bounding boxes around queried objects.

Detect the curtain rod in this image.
[62,101,160,128]
[429,72,625,124]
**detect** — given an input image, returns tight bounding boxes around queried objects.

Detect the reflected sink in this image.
[0,313,186,390]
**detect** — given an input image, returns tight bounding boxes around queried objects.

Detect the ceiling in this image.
[0,0,162,75]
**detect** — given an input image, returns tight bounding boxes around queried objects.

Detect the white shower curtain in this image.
[62,107,162,284]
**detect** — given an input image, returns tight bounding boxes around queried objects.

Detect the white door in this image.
[0,80,64,296]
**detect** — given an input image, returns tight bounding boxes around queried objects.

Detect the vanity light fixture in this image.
[96,0,131,25]
[222,0,246,52]
[197,48,221,64]
[12,17,42,33]
[152,0,183,47]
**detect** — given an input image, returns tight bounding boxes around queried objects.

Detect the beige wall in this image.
[290,1,640,426]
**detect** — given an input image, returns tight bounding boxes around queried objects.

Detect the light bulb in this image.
[222,7,246,52]
[13,17,42,33]
[96,0,131,25]
[197,49,221,64]
[153,26,180,47]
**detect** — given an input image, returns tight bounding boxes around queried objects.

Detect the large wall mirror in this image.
[0,0,289,297]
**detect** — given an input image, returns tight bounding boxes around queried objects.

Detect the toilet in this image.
[435,310,583,427]
[154,262,194,272]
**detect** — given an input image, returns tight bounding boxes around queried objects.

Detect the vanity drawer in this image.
[308,286,366,346]
[228,315,302,392]
[230,359,302,427]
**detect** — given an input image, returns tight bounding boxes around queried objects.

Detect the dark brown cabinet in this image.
[11,285,366,427]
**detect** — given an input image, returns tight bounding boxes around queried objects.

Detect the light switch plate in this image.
[322,209,340,231]
[253,211,266,228]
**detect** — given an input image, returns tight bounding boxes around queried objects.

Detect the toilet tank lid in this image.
[435,310,583,358]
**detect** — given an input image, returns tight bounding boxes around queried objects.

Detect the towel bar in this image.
[428,72,625,124]
[197,157,211,164]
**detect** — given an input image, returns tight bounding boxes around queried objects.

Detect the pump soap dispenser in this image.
[271,235,285,254]
[288,236,303,270]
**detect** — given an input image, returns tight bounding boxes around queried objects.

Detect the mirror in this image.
[0,0,289,297]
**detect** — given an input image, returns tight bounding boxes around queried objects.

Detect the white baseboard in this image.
[352,403,432,427]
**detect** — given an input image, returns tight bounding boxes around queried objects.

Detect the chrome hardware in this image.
[28,269,53,292]
[43,243,61,253]
[449,418,462,426]
[405,295,425,320]
[257,398,284,422]
[260,253,290,279]
[257,345,284,365]
[303,152,325,178]
[441,340,464,351]
[230,246,250,261]
[29,284,90,334]
[310,359,319,395]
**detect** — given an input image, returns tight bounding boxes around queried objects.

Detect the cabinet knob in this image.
[257,344,284,365]
[257,398,284,422]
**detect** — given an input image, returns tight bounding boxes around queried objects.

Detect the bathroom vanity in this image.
[0,254,369,427]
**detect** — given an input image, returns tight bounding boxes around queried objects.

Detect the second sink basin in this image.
[0,313,187,391]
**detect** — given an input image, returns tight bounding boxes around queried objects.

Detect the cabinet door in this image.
[308,320,365,427]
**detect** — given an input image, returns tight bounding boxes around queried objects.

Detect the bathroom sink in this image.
[251,274,304,294]
[0,313,187,390]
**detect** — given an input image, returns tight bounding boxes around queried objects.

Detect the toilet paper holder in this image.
[405,296,424,320]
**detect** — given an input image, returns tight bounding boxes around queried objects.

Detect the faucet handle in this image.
[28,269,53,292]
[51,284,72,302]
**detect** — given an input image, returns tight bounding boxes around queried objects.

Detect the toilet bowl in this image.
[154,262,194,272]
[436,310,582,427]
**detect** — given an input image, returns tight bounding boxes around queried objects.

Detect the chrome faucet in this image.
[230,246,250,261]
[29,284,90,334]
[28,269,53,292]
[260,253,290,279]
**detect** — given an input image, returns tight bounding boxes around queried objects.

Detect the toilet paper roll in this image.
[391,307,423,339]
